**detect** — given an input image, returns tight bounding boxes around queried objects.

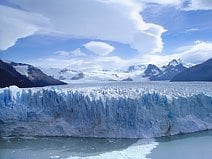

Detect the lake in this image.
[0,130,212,159]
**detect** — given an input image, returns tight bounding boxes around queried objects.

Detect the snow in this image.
[40,59,190,82]
[41,67,80,81]
[13,65,29,77]
[41,67,149,82]
[50,156,60,159]
[66,139,158,159]
[149,68,160,76]
[167,59,180,67]
[0,82,212,138]
[128,65,146,72]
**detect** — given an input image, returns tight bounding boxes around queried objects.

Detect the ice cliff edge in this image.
[0,85,212,138]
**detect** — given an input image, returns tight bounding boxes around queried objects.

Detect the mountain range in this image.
[1,58,211,88]
[0,60,66,88]
[42,59,188,82]
[144,59,187,81]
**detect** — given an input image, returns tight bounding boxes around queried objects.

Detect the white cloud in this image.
[140,0,212,10]
[182,0,212,10]
[139,0,181,6]
[186,28,200,32]
[84,41,115,56]
[54,49,87,57]
[46,58,56,62]
[141,41,212,66]
[177,41,212,64]
[54,51,70,56]
[31,55,134,71]
[42,45,136,70]
[70,48,87,57]
[27,41,212,69]
[5,0,166,54]
[0,5,49,50]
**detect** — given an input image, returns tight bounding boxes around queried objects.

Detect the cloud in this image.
[54,51,70,56]
[46,58,56,62]
[70,48,87,57]
[139,0,181,6]
[182,0,212,10]
[0,5,48,50]
[32,55,134,70]
[30,46,140,70]
[54,49,87,57]
[84,41,115,56]
[140,0,212,10]
[177,41,212,64]
[41,45,137,70]
[28,40,212,69]
[186,28,200,32]
[141,41,212,66]
[5,0,166,54]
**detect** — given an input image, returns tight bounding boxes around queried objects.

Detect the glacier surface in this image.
[0,82,212,138]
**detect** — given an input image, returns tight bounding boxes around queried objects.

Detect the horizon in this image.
[0,0,212,70]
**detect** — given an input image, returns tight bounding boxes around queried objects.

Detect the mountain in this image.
[155,59,187,80]
[122,77,133,81]
[0,60,66,88]
[41,59,188,82]
[128,65,146,72]
[42,67,136,82]
[145,59,187,81]
[171,58,212,82]
[143,64,162,79]
[0,60,34,88]
[41,67,82,81]
[71,72,85,80]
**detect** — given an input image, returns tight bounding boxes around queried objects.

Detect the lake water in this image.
[0,130,212,159]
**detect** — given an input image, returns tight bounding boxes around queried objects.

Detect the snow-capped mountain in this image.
[143,64,162,78]
[41,59,188,82]
[127,59,188,81]
[71,72,85,80]
[42,67,136,82]
[0,60,66,88]
[128,64,146,72]
[149,59,188,81]
[171,58,212,81]
[41,67,83,81]
[0,60,34,88]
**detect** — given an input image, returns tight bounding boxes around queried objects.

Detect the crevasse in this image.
[0,85,212,138]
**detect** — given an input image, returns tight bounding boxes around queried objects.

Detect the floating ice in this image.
[66,139,158,159]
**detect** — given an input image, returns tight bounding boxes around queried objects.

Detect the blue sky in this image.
[0,0,212,69]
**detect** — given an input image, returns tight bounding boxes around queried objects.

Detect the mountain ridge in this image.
[0,60,66,88]
[171,58,212,81]
[42,59,188,82]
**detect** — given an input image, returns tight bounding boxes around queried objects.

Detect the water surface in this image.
[0,130,212,159]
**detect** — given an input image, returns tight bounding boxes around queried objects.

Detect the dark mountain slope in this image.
[0,60,66,88]
[0,60,33,88]
[171,58,212,81]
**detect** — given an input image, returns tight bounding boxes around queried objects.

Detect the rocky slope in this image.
[171,58,212,81]
[0,60,66,88]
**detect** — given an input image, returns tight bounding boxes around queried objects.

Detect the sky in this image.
[0,0,212,70]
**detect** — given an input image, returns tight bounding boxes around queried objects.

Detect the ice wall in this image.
[0,85,212,138]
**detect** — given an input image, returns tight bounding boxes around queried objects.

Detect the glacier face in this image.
[0,82,212,138]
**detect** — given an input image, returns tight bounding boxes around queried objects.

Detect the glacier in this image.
[0,82,212,138]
